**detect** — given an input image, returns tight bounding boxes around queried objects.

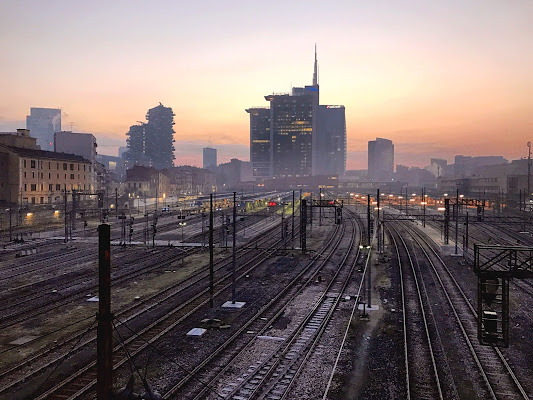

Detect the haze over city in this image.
[1,1,532,168]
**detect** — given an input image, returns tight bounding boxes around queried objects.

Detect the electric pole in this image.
[528,141,531,206]
[96,224,112,400]
[209,193,214,314]
[232,192,237,303]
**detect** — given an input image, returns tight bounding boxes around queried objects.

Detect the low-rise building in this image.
[0,129,92,205]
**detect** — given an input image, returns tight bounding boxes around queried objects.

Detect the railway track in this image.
[388,224,447,400]
[170,216,360,400]
[0,215,287,398]
[21,218,293,399]
[400,222,529,400]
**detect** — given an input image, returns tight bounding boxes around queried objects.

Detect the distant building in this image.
[217,158,253,187]
[26,107,61,151]
[246,107,271,179]
[118,146,128,158]
[247,46,347,178]
[54,131,97,190]
[125,103,176,170]
[426,158,447,177]
[0,129,92,205]
[368,138,394,181]
[124,165,170,199]
[96,154,126,181]
[453,155,507,178]
[266,86,317,177]
[203,147,217,169]
[316,105,346,176]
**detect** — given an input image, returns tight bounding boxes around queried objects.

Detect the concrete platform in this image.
[358,304,379,311]
[187,327,207,336]
[222,301,246,309]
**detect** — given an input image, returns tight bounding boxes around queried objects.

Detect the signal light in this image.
[268,201,277,207]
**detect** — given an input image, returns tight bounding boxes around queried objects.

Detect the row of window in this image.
[23,183,90,192]
[23,171,87,180]
[22,159,91,172]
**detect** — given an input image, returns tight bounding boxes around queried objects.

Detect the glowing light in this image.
[421,202,427,205]
[388,194,394,197]
[54,210,59,215]
[412,193,416,196]
[437,207,446,211]
[444,193,449,197]
[26,212,33,217]
[459,194,464,198]
[409,199,415,202]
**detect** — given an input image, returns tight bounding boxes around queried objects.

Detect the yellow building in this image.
[0,129,92,205]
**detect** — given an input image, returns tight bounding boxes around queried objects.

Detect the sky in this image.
[1,1,532,169]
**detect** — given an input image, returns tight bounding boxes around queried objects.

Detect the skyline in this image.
[1,1,532,168]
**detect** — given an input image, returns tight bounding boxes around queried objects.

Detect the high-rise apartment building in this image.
[316,105,346,176]
[26,107,61,151]
[247,47,346,178]
[246,107,271,178]
[125,103,175,170]
[368,138,394,181]
[203,147,217,169]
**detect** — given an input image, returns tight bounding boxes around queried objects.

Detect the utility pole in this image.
[64,185,68,243]
[96,224,112,400]
[232,192,237,304]
[423,187,426,228]
[524,141,531,202]
[464,212,469,261]
[291,190,295,249]
[319,188,322,227]
[115,188,118,219]
[455,189,459,255]
[377,189,380,252]
[8,188,12,242]
[209,194,214,314]
[367,194,371,246]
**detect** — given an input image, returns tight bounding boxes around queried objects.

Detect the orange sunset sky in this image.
[1,1,532,169]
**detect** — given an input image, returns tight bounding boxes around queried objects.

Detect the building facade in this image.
[26,107,61,151]
[246,107,271,179]
[246,47,347,179]
[203,147,217,169]
[125,103,176,170]
[368,138,394,181]
[316,105,346,176]
[0,130,92,205]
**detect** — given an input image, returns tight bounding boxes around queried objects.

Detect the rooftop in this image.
[0,145,91,163]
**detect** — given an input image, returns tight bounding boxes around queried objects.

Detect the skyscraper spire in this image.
[313,43,318,86]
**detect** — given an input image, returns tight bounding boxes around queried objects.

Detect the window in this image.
[48,173,51,179]
[49,184,53,191]
[32,172,35,178]
[70,164,74,171]
[23,160,27,168]
[24,184,27,192]
[40,197,44,204]
[78,164,80,171]
[78,174,80,179]
[31,160,36,168]
[41,184,44,191]
[89,166,91,172]
[57,173,59,179]
[57,163,59,169]
[24,172,26,178]
[63,163,67,170]
[56,184,61,191]
[65,174,67,179]
[40,173,43,179]
[31,197,36,204]
[48,162,51,169]
[83,165,86,171]
[70,173,75,179]
[30,184,36,191]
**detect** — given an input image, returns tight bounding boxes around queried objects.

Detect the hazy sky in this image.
[1,1,532,168]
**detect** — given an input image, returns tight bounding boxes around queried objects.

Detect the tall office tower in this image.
[368,138,394,180]
[145,103,175,169]
[203,147,217,169]
[316,105,346,176]
[246,107,271,178]
[26,107,61,150]
[125,103,175,169]
[265,47,319,177]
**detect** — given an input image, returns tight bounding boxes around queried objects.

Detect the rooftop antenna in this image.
[313,43,318,86]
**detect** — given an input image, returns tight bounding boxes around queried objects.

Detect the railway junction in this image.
[0,190,532,400]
